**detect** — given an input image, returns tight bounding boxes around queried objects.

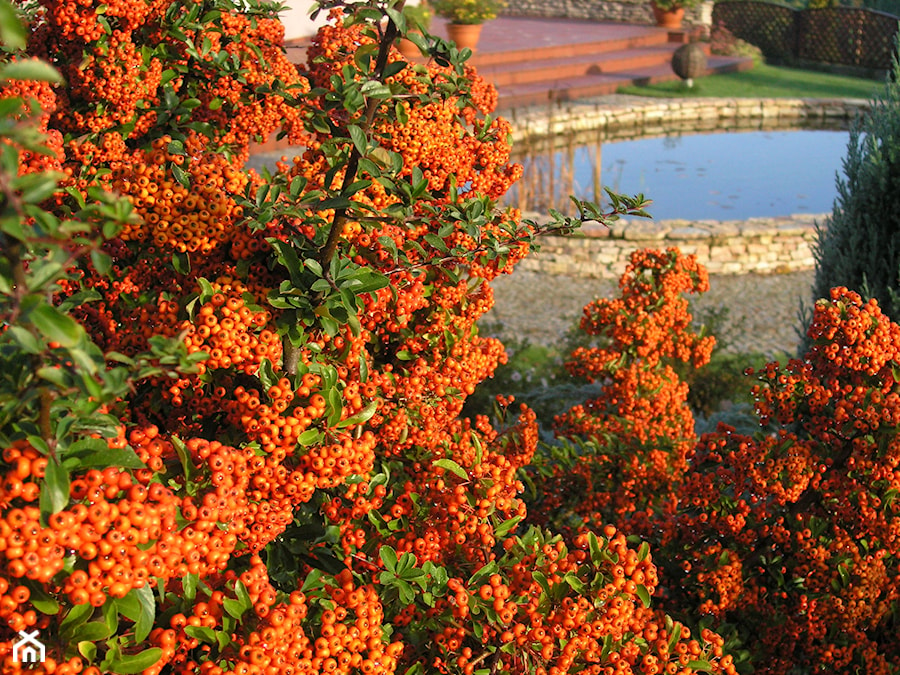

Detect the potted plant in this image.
[431,0,506,51]
[649,0,701,29]
[397,2,433,59]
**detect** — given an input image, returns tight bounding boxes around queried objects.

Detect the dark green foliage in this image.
[811,48,900,321]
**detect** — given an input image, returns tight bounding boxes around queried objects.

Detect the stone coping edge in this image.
[507,96,870,142]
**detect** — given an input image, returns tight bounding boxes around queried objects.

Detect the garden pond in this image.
[507,117,853,221]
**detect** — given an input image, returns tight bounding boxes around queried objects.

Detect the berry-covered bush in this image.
[0,1,735,674]
[542,247,900,674]
[531,249,715,531]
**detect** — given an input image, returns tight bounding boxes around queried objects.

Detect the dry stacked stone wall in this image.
[502,0,706,27]
[509,97,870,278]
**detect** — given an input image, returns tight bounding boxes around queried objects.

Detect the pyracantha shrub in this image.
[539,246,900,674]
[531,248,715,532]
[0,1,735,674]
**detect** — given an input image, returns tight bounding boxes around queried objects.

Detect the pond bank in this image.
[506,94,870,143]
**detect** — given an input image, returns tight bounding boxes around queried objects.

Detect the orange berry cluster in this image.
[109,142,252,254]
[145,560,402,675]
[31,0,305,150]
[0,73,64,174]
[397,527,736,675]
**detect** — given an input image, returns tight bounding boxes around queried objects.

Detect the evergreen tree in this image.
[811,49,900,320]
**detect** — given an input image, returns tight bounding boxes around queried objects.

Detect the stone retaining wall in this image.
[502,0,707,27]
[507,96,870,144]
[509,97,869,278]
[519,212,824,278]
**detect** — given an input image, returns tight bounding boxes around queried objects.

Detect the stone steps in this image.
[426,18,755,110]
[250,18,757,155]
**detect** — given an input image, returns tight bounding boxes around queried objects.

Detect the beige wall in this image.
[280,1,424,40]
[281,1,318,40]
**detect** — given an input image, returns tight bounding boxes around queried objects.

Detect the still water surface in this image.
[511,129,850,221]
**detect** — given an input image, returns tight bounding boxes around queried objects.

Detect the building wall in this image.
[281,1,427,40]
[281,1,318,40]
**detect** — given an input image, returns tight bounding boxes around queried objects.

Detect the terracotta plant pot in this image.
[397,35,422,59]
[446,22,483,51]
[652,4,685,29]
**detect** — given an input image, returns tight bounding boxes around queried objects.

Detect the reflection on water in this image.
[507,117,851,220]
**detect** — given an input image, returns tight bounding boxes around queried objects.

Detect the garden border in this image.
[508,96,870,277]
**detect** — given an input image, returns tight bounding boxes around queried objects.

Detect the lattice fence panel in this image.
[712,1,797,60]
[798,8,898,69]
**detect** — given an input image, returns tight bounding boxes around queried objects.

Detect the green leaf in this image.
[73,621,113,642]
[360,80,392,98]
[30,304,83,348]
[171,436,195,485]
[69,445,145,470]
[40,457,70,516]
[380,546,398,573]
[223,598,247,620]
[348,125,367,155]
[326,387,342,427]
[397,579,415,604]
[60,602,92,640]
[637,541,650,562]
[185,626,216,643]
[493,516,521,538]
[25,582,59,614]
[687,660,715,673]
[423,232,447,252]
[396,552,417,576]
[336,401,377,428]
[0,1,27,50]
[432,458,467,480]
[172,251,191,275]
[635,584,651,608]
[78,641,97,662]
[0,60,63,84]
[234,581,252,609]
[588,532,603,564]
[377,235,398,262]
[115,591,141,621]
[667,621,683,654]
[171,163,189,189]
[258,358,277,394]
[91,250,112,276]
[5,325,41,354]
[107,648,163,674]
[183,573,198,601]
[132,585,155,643]
[297,428,320,446]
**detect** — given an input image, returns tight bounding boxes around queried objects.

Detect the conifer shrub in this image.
[810,49,900,321]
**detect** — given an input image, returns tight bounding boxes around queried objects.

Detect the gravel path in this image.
[483,267,815,358]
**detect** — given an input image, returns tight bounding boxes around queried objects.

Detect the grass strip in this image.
[618,62,883,99]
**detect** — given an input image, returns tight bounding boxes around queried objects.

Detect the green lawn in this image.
[617,62,884,99]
